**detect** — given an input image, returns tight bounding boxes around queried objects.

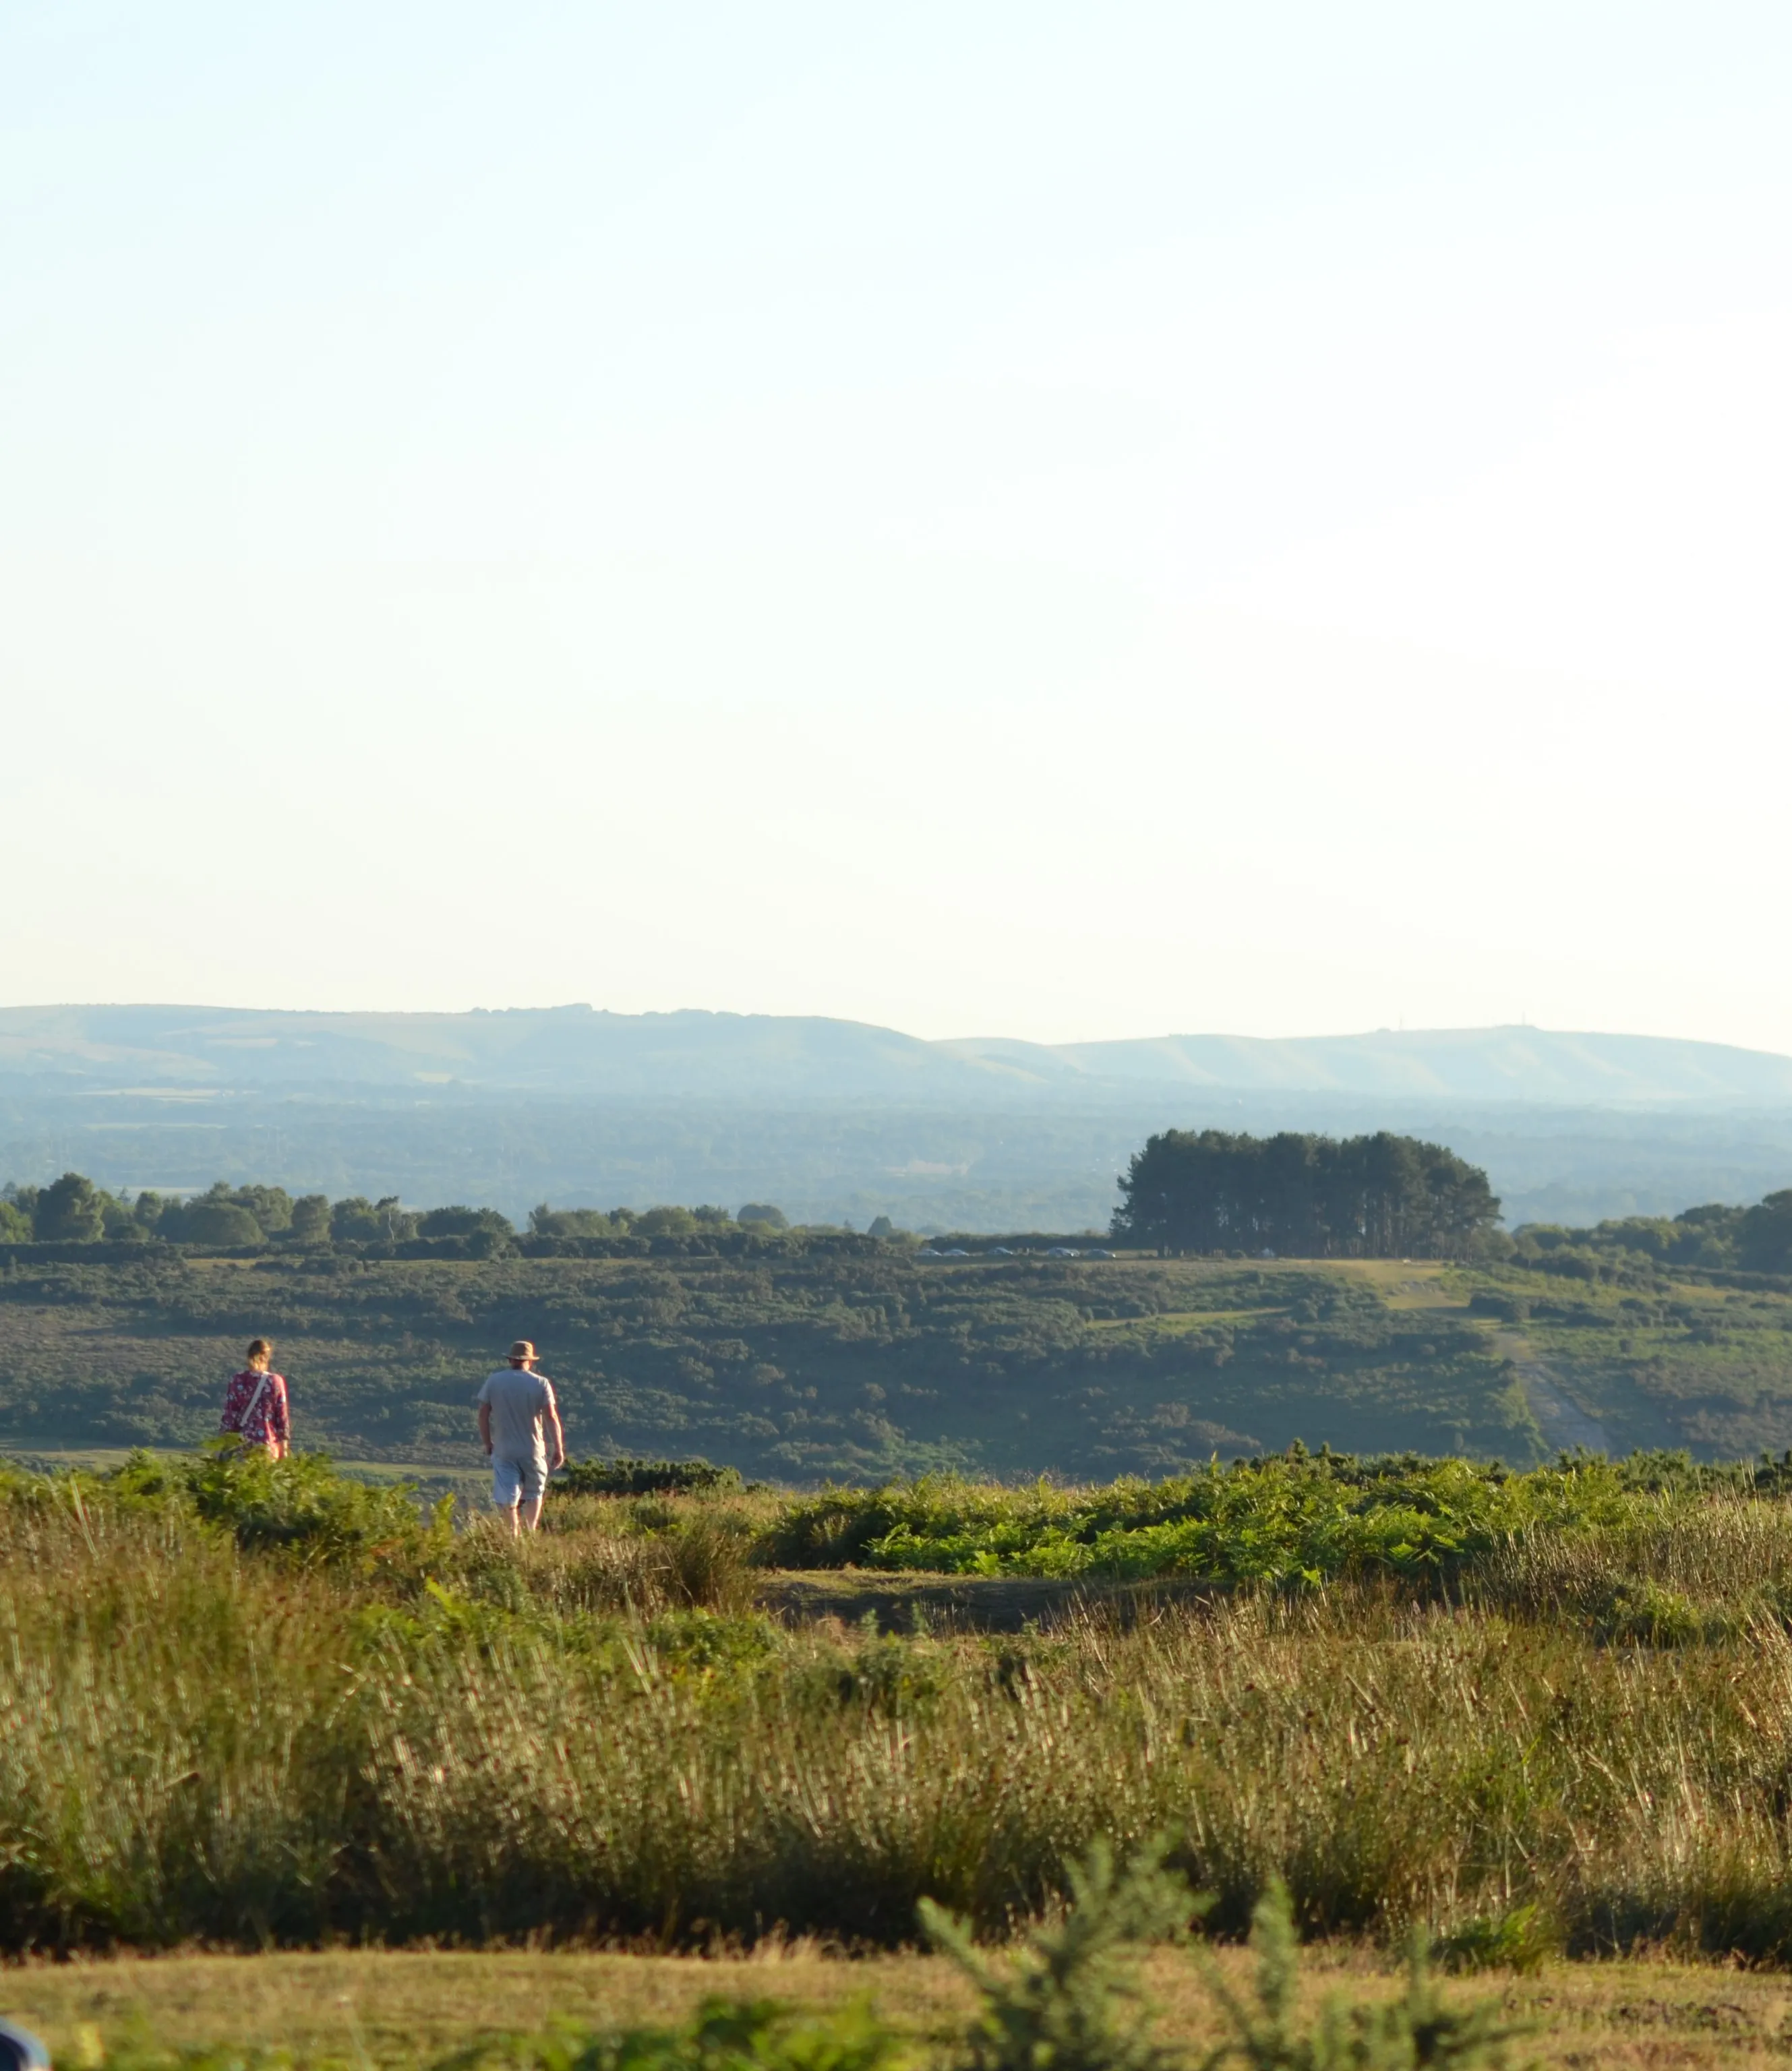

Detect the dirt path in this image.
[758,1571,1226,1632]
[1494,1331,1612,1455]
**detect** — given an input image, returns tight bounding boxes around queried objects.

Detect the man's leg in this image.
[493,1458,524,1535]
[521,1457,547,1533]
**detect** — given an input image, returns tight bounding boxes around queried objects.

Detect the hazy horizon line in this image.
[4,999,1792,1065]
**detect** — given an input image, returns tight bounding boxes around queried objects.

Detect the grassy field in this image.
[9,1942,1792,2070]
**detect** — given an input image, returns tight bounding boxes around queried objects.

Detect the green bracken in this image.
[769,1451,1685,1584]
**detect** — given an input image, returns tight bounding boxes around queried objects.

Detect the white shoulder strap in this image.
[240,1370,271,1428]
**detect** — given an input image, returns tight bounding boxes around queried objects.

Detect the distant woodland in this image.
[10,1131,1792,1277]
[0,1173,810,1255]
[1112,1129,1502,1258]
[7,1135,1792,1472]
[5,1128,1505,1261]
[1509,1193,1792,1278]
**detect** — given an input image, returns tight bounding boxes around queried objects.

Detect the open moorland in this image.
[12,1444,1792,2066]
[8,1232,1792,1477]
[13,1179,1792,2064]
[0,1246,1541,1477]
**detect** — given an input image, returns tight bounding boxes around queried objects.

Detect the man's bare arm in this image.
[478,1401,494,1454]
[547,1400,566,1470]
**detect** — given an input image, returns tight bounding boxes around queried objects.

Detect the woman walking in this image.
[220,1337,291,1458]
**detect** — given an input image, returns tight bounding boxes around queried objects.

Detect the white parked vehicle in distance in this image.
[1045,1246,1081,1258]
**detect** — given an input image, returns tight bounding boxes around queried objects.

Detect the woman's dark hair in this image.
[246,1338,272,1360]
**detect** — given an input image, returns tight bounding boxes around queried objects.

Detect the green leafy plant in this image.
[1432,1905,1555,1977]
[104,1440,451,1572]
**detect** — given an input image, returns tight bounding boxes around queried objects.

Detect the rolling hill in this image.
[4,1004,1792,1106]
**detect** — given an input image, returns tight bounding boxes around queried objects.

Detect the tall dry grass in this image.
[13,1474,1792,1957]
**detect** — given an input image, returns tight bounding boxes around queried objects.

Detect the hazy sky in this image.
[5,3,1791,1048]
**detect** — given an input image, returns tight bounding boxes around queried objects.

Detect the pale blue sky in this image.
[5,4,1791,1046]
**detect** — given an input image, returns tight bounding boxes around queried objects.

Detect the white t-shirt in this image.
[476,1367,555,1464]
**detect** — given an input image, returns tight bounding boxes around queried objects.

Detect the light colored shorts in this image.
[491,1453,547,1507]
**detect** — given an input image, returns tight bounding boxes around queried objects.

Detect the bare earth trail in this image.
[1326,1263,1617,1458]
[1493,1329,1613,1456]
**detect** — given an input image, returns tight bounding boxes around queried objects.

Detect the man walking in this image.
[475,1339,566,1535]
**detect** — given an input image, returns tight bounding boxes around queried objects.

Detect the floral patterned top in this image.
[220,1367,291,1451]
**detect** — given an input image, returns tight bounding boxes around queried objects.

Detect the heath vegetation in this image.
[11,1441,1792,1980]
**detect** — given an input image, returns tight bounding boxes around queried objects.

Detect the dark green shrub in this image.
[553,1457,743,1498]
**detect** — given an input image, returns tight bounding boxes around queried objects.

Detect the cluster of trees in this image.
[0,1175,800,1251]
[1112,1129,1501,1259]
[1514,1191,1792,1278]
[0,1177,419,1248]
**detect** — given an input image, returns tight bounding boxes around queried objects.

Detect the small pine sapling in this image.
[919,1838,1201,2071]
[1191,1880,1536,2070]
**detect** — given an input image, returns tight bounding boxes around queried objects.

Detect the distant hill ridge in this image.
[2,1005,1791,1106]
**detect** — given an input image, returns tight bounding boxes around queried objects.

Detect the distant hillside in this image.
[6,1007,1792,1232]
[0,1004,963,1100]
[943,1027,1792,1104]
[5,1004,1792,1106]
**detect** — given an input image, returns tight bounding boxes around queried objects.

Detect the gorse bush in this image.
[1431,1906,1554,1979]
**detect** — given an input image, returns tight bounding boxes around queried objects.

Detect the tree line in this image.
[1512,1191,1792,1280]
[1111,1129,1502,1259]
[0,1174,800,1251]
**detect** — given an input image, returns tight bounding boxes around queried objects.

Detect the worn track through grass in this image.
[5,1946,1791,2070]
